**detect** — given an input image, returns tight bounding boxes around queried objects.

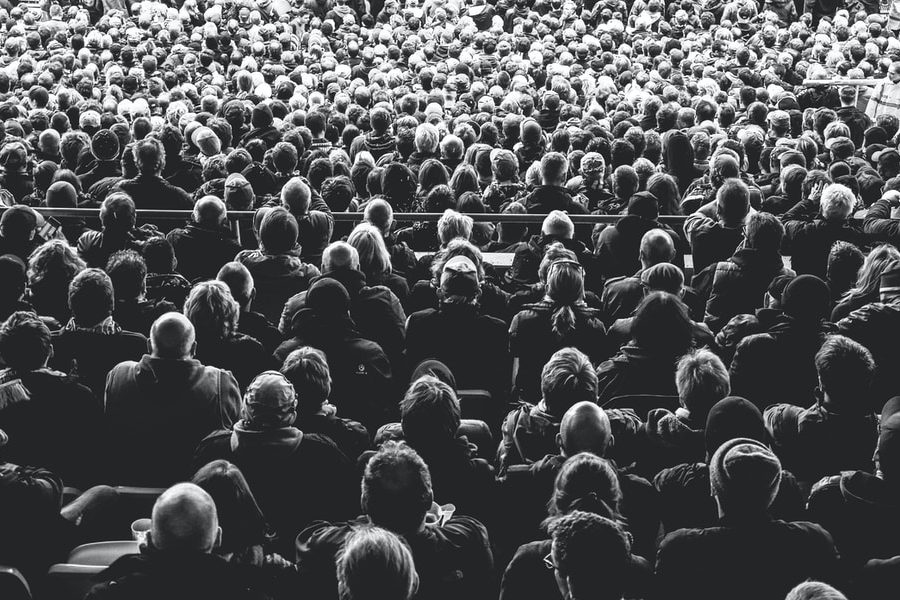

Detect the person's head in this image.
[401,375,461,447]
[183,280,240,343]
[816,335,875,411]
[150,312,196,359]
[193,196,228,228]
[545,258,585,336]
[541,152,569,186]
[143,237,177,275]
[149,483,220,553]
[100,192,137,233]
[782,274,832,322]
[364,198,394,236]
[216,262,255,311]
[639,228,675,269]
[281,177,312,216]
[240,370,298,430]
[281,346,331,417]
[716,178,750,226]
[348,223,392,280]
[337,526,418,600]
[68,268,115,327]
[612,165,639,200]
[546,511,632,600]
[259,207,299,255]
[28,239,86,290]
[676,349,730,422]
[0,311,52,372]
[631,292,694,357]
[827,241,865,299]
[191,460,268,553]
[541,348,598,417]
[549,453,622,521]
[321,241,361,275]
[558,401,612,458]
[0,206,37,243]
[0,254,26,305]
[820,183,856,221]
[542,210,574,240]
[703,396,767,460]
[744,211,785,253]
[106,250,147,302]
[133,137,166,176]
[784,582,848,600]
[437,209,473,246]
[848,245,900,302]
[361,441,434,534]
[710,438,782,518]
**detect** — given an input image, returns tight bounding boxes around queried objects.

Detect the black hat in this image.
[91,129,120,161]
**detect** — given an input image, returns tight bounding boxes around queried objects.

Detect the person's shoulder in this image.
[654,462,709,491]
[435,514,491,545]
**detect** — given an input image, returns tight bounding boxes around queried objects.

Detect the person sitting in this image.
[501,458,653,600]
[694,211,795,332]
[112,137,194,209]
[280,346,370,460]
[215,261,282,354]
[77,192,161,269]
[85,483,268,600]
[142,237,192,308]
[765,335,879,487]
[0,311,100,487]
[348,223,410,305]
[104,312,241,486]
[191,460,300,598]
[831,244,900,322]
[505,210,592,292]
[520,152,588,215]
[641,349,731,476]
[296,441,494,600]
[183,281,276,391]
[684,177,754,278]
[783,182,867,279]
[596,292,695,403]
[336,526,419,600]
[498,347,599,471]
[279,242,405,374]
[279,176,334,270]
[0,254,34,321]
[510,258,606,403]
[166,195,243,283]
[107,249,178,337]
[363,198,416,279]
[26,239,87,324]
[406,255,511,406]
[193,371,358,557]
[50,268,147,399]
[654,438,839,600]
[236,207,321,323]
[0,205,41,263]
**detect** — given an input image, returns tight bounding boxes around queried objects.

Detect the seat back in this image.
[68,541,140,567]
[114,486,166,523]
[44,564,104,600]
[457,389,494,423]
[458,419,495,460]
[601,394,680,419]
[0,566,31,600]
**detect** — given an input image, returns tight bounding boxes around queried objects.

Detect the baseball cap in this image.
[441,255,480,298]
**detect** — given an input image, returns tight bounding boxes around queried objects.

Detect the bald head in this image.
[150,483,219,553]
[281,177,312,216]
[193,196,227,227]
[364,198,393,234]
[639,228,676,268]
[150,312,196,359]
[217,261,254,308]
[322,241,360,273]
[558,401,612,457]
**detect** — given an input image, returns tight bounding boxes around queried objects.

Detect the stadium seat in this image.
[0,565,31,600]
[457,389,494,423]
[67,541,140,567]
[43,564,104,600]
[458,419,494,460]
[601,394,680,420]
[113,486,166,521]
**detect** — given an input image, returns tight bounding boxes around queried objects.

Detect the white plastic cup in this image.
[131,518,151,545]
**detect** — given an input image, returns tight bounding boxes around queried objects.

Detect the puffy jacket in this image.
[782,197,867,279]
[594,215,686,280]
[166,223,243,282]
[836,299,900,407]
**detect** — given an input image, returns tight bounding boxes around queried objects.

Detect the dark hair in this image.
[0,311,52,371]
[548,453,623,521]
[192,460,269,553]
[106,249,147,302]
[631,292,694,357]
[362,441,433,534]
[401,376,461,446]
[816,335,875,408]
[545,260,586,337]
[68,268,115,325]
[143,237,177,274]
[281,346,332,415]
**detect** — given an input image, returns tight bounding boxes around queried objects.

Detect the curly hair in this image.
[183,280,240,342]
[28,239,86,289]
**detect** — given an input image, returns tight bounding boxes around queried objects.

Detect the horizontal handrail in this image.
[802,78,881,87]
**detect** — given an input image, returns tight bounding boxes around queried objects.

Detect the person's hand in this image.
[883,190,900,208]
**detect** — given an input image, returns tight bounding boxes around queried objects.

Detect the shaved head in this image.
[281,177,312,216]
[364,198,393,234]
[151,483,219,553]
[559,401,612,457]
[150,312,196,359]
[639,228,676,268]
[322,241,360,273]
[217,261,254,308]
[193,195,227,226]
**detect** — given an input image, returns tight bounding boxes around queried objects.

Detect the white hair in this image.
[541,210,574,239]
[437,209,473,245]
[820,183,855,221]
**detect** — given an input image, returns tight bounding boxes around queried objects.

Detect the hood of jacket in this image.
[838,470,900,511]
[132,355,212,392]
[312,267,367,298]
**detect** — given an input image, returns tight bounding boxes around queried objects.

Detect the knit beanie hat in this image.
[704,396,767,458]
[627,191,659,220]
[782,274,830,321]
[192,126,222,157]
[520,118,542,145]
[710,437,782,512]
[91,129,120,161]
[224,173,255,209]
[45,181,79,207]
[241,371,297,429]
[641,262,683,295]
[251,103,274,128]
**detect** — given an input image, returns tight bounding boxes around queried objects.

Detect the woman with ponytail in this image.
[500,453,651,600]
[509,257,607,403]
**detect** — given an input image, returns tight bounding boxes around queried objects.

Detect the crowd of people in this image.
[3,0,900,599]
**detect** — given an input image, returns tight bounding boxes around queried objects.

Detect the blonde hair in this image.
[844,244,900,302]
[183,280,240,341]
[348,223,392,279]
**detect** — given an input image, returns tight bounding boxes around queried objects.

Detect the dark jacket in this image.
[807,470,900,569]
[0,368,100,487]
[600,272,706,325]
[295,515,495,600]
[683,212,746,279]
[113,298,178,338]
[594,215,686,279]
[77,227,162,269]
[693,247,794,332]
[193,425,358,556]
[509,300,607,403]
[641,408,706,476]
[79,160,122,191]
[521,185,588,215]
[835,105,872,148]
[654,462,805,534]
[194,333,278,392]
[654,517,839,600]
[238,310,283,355]
[114,174,195,210]
[50,325,148,400]
[235,250,320,324]
[163,156,204,194]
[104,355,241,486]
[85,551,271,600]
[837,298,900,407]
[863,197,900,245]
[504,234,591,290]
[595,344,681,404]
[297,413,370,461]
[765,401,878,485]
[407,279,511,323]
[145,273,193,308]
[166,223,243,282]
[782,197,867,279]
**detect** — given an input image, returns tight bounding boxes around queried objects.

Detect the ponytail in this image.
[551,304,576,337]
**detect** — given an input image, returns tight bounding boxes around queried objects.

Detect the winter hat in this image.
[781,274,831,321]
[45,181,78,207]
[704,396,767,458]
[224,173,255,209]
[709,437,782,512]
[410,359,458,390]
[440,255,480,299]
[91,129,120,161]
[251,103,274,128]
[627,191,659,220]
[192,126,221,157]
[242,370,297,429]
[306,278,351,318]
[520,118,542,145]
[580,152,606,177]
[641,262,683,295]
[490,148,518,180]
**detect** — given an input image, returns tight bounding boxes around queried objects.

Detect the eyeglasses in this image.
[543,552,557,571]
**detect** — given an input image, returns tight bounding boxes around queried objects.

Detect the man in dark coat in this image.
[684,177,753,280]
[504,210,592,291]
[167,196,243,283]
[113,138,194,210]
[520,152,588,215]
[77,193,162,269]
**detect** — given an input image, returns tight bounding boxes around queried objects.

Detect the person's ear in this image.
[190,340,197,357]
[555,432,563,452]
[213,526,222,550]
